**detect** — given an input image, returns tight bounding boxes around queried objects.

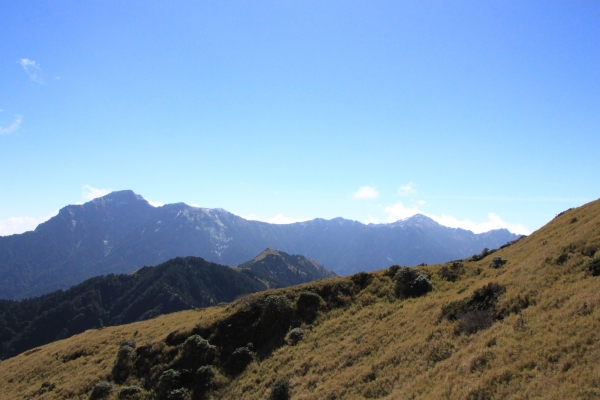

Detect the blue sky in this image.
[1,1,598,236]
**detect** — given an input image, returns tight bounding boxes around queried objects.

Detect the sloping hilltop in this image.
[0,199,599,399]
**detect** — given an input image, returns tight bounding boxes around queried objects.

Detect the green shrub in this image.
[588,258,600,276]
[441,283,506,334]
[157,369,182,397]
[112,345,135,384]
[438,262,464,282]
[386,265,402,277]
[180,335,216,366]
[286,328,304,346]
[350,272,372,288]
[165,388,188,400]
[269,378,291,400]
[118,386,142,400]
[394,268,432,299]
[259,295,294,339]
[555,253,568,265]
[489,257,507,269]
[470,248,496,262]
[89,381,115,400]
[195,365,216,389]
[225,347,254,375]
[296,292,322,322]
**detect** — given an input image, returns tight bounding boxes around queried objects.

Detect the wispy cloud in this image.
[241,213,308,224]
[82,185,112,201]
[384,201,530,235]
[365,216,380,224]
[397,182,416,196]
[0,115,22,135]
[267,214,307,224]
[384,201,423,221]
[148,200,165,207]
[431,213,530,235]
[19,58,44,84]
[353,185,379,199]
[0,211,58,236]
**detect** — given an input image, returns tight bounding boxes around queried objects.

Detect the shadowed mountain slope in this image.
[0,251,334,361]
[238,248,337,288]
[0,190,519,299]
[0,198,597,399]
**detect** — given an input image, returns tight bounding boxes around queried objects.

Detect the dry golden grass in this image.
[1,199,599,399]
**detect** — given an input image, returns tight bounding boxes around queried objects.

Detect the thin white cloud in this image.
[417,200,426,205]
[430,213,530,235]
[384,201,530,235]
[19,58,44,84]
[353,186,379,199]
[0,115,23,135]
[365,216,380,224]
[0,211,58,236]
[241,213,307,224]
[385,202,423,221]
[397,182,417,196]
[82,185,112,201]
[240,213,261,221]
[267,214,307,224]
[148,200,165,207]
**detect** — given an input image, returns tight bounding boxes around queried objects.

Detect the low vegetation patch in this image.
[489,256,507,269]
[441,283,506,334]
[392,267,432,298]
[438,261,464,282]
[269,378,291,400]
[469,247,496,262]
[588,258,600,276]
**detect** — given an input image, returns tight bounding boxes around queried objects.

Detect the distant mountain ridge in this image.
[0,250,334,360]
[0,190,519,299]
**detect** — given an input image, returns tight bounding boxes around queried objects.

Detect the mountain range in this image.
[0,249,335,360]
[0,198,597,399]
[0,190,519,300]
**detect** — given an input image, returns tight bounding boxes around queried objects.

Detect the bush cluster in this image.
[470,248,496,262]
[259,295,294,340]
[441,283,506,334]
[438,262,464,282]
[118,386,141,400]
[112,339,137,384]
[286,327,304,346]
[89,381,116,400]
[296,292,322,322]
[179,334,216,366]
[225,346,254,375]
[393,267,432,299]
[196,365,216,389]
[269,378,291,400]
[350,272,372,288]
[489,256,507,269]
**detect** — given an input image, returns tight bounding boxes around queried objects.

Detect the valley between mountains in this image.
[0,197,598,399]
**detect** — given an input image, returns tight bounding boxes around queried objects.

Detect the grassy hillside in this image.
[0,199,598,399]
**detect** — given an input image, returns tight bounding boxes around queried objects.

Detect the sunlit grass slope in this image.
[1,199,599,399]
